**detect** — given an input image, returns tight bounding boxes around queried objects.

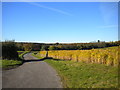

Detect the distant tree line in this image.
[15,42,42,51]
[2,40,120,53]
[40,41,120,51]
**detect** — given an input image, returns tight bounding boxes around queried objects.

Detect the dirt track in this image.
[2,53,62,88]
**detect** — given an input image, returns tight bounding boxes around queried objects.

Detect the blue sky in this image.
[2,2,118,43]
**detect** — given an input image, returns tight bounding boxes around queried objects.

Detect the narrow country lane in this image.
[2,53,62,88]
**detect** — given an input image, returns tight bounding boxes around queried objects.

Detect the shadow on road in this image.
[2,57,64,70]
[23,57,53,63]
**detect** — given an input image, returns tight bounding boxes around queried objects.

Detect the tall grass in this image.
[40,46,119,66]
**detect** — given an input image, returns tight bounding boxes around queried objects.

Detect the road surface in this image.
[2,53,62,88]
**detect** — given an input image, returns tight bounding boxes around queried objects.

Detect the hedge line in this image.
[2,41,18,60]
[40,46,119,66]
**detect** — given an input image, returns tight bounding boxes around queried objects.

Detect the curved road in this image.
[2,53,62,88]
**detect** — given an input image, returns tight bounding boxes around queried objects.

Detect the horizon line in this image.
[1,40,119,44]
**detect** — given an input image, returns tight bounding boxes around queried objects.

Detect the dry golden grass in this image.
[40,46,119,66]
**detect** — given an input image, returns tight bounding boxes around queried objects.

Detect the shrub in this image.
[2,41,18,60]
[23,43,33,51]
[41,45,49,51]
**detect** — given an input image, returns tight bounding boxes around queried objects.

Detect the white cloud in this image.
[27,2,73,16]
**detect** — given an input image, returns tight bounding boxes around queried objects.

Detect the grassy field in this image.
[45,60,118,88]
[32,53,118,88]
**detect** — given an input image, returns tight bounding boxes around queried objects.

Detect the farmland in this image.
[40,46,119,66]
[2,2,119,88]
[2,41,119,88]
[31,46,119,88]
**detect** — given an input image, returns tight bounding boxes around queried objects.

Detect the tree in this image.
[55,42,59,45]
[23,43,33,51]
[16,43,24,51]
[48,45,56,50]
[2,41,18,60]
[57,45,63,50]
[32,44,41,51]
[98,40,100,43]
[41,45,49,51]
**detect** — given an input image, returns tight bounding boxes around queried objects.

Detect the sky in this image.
[2,2,118,43]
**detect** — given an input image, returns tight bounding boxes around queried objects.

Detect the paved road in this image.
[2,53,62,88]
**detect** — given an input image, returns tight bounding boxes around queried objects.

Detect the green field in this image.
[32,52,118,88]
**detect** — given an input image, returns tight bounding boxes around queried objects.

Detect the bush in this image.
[23,43,33,51]
[41,45,49,51]
[2,41,18,60]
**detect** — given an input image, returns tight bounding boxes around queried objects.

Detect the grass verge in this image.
[0,60,22,68]
[1,51,29,70]
[18,51,29,59]
[31,52,43,59]
[44,59,118,88]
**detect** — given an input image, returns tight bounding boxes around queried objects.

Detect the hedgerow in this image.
[2,41,18,60]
